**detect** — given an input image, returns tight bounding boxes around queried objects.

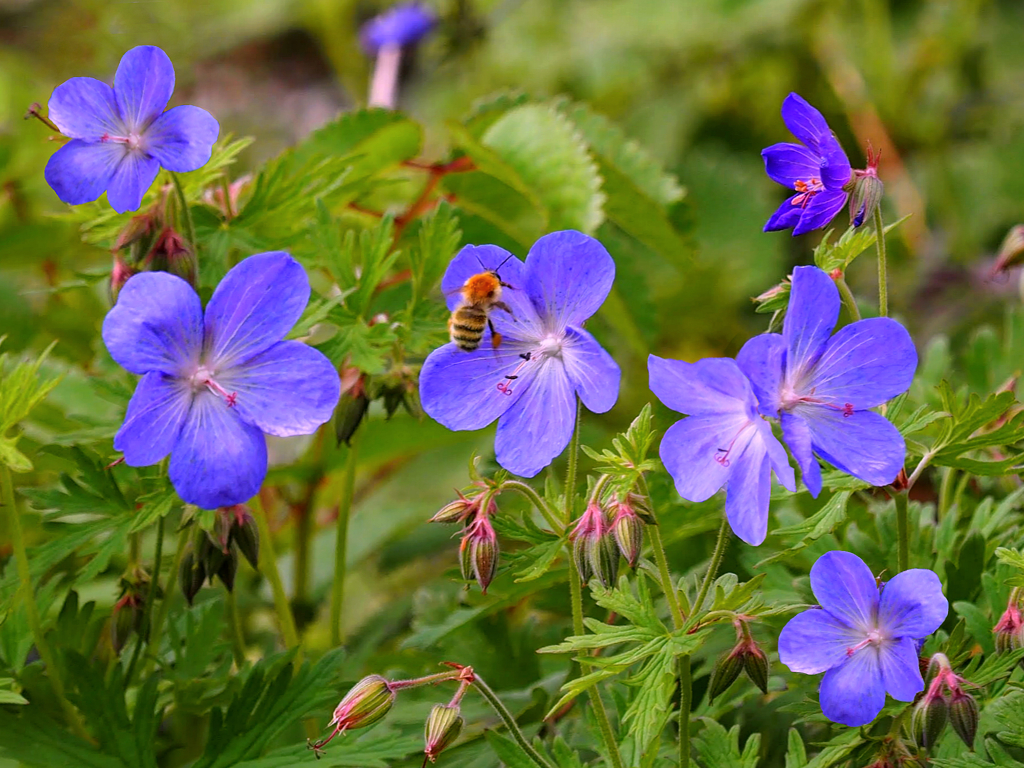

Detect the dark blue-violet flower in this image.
[103,252,340,509]
[360,2,436,53]
[45,46,219,214]
[763,93,851,236]
[420,231,620,478]
[648,356,795,546]
[737,266,916,496]
[779,551,948,727]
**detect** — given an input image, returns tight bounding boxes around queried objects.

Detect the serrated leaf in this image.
[692,718,760,768]
[622,643,678,753]
[784,728,806,768]
[756,491,853,567]
[812,215,910,273]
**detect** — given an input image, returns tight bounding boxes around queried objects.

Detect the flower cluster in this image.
[911,653,979,749]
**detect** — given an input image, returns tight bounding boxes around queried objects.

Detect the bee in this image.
[448,255,515,352]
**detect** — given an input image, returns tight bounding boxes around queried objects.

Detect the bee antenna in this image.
[494,253,514,274]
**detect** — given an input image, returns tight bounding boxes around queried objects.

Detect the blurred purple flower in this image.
[361,3,436,53]
[420,232,620,478]
[44,46,219,214]
[737,266,916,496]
[103,252,340,509]
[648,356,795,546]
[779,551,948,727]
[762,93,851,236]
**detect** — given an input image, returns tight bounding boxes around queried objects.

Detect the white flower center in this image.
[189,365,238,407]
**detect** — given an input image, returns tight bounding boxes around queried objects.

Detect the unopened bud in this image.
[311,675,396,754]
[233,510,260,570]
[741,642,769,694]
[217,547,239,592]
[611,501,644,568]
[912,691,949,749]
[459,514,499,593]
[993,225,1024,276]
[752,279,791,314]
[110,590,145,653]
[948,689,978,749]
[424,703,463,762]
[708,650,744,703]
[994,603,1024,653]
[179,545,206,605]
[430,494,476,524]
[334,389,369,446]
[848,172,884,227]
[110,255,137,302]
[148,227,197,287]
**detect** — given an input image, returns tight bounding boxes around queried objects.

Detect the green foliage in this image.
[0,340,60,472]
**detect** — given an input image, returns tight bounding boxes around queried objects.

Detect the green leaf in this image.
[692,718,760,768]
[229,731,422,767]
[0,339,61,471]
[783,729,806,768]
[812,215,910,273]
[756,491,854,567]
[622,643,678,753]
[484,731,545,768]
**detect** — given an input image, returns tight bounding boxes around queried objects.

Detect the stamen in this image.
[496,353,534,396]
[205,378,238,407]
[791,178,824,209]
[712,422,754,467]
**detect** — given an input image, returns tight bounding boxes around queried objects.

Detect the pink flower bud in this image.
[611,500,644,568]
[424,703,463,762]
[310,675,396,755]
[459,513,499,593]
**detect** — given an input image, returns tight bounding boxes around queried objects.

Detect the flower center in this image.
[190,366,238,408]
[791,177,824,208]
[779,385,854,417]
[847,628,886,656]
[493,334,565,396]
[101,132,145,152]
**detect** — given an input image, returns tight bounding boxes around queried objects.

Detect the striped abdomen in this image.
[450,305,488,351]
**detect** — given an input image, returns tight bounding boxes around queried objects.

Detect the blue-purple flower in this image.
[648,356,795,545]
[737,266,916,496]
[45,46,219,214]
[420,231,620,478]
[361,3,436,53]
[763,93,851,236]
[779,551,948,726]
[103,252,340,509]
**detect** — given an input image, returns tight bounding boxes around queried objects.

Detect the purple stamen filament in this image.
[714,421,754,467]
[204,378,238,407]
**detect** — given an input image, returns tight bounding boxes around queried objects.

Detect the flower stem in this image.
[835,276,862,322]
[500,480,562,533]
[330,426,362,647]
[170,172,197,250]
[937,467,957,521]
[638,475,682,629]
[251,494,302,659]
[139,526,188,681]
[692,518,730,618]
[473,674,556,768]
[678,654,692,768]
[895,491,910,572]
[125,516,165,687]
[874,206,888,317]
[564,398,582,522]
[2,465,89,739]
[225,588,246,667]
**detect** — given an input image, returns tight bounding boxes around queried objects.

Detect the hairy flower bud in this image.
[148,227,197,288]
[424,703,463,762]
[311,675,396,755]
[430,493,476,524]
[110,584,146,653]
[334,388,369,446]
[611,500,644,568]
[994,603,1023,654]
[948,689,978,748]
[591,530,620,589]
[459,513,499,593]
[217,547,239,592]
[569,503,603,584]
[711,624,770,702]
[110,254,137,302]
[708,649,744,703]
[912,690,949,749]
[233,510,260,570]
[992,224,1024,276]
[741,642,770,694]
[179,545,205,605]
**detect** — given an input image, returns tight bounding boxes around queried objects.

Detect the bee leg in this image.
[494,301,513,315]
[519,352,531,361]
[489,319,503,350]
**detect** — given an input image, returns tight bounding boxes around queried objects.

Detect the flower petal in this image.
[114,372,191,466]
[793,189,848,236]
[420,337,528,431]
[809,550,879,631]
[784,266,839,380]
[106,152,160,214]
[780,411,822,497]
[798,406,906,488]
[114,46,175,131]
[218,341,340,437]
[818,648,886,727]
[762,142,823,188]
[44,139,121,206]
[47,77,121,140]
[820,139,852,190]
[168,391,267,509]
[781,93,833,156]
[439,244,541,340]
[494,358,575,477]
[102,271,203,376]
[760,419,796,492]
[658,414,746,503]
[780,608,864,674]
[879,636,925,702]
[878,569,948,639]
[563,327,620,414]
[524,231,615,330]
[807,318,917,409]
[764,197,803,232]
[648,355,752,417]
[146,105,220,173]
[724,436,771,545]
[736,333,785,417]
[204,252,310,369]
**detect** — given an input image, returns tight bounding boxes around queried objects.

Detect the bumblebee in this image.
[448,256,514,351]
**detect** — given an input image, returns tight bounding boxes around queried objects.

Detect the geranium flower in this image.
[103,252,340,509]
[648,356,795,545]
[779,551,948,726]
[737,266,916,496]
[44,46,219,214]
[360,2,436,53]
[762,93,851,236]
[420,231,620,478]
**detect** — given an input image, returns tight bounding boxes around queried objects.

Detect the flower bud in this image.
[179,545,206,605]
[311,675,396,754]
[708,649,744,703]
[110,254,138,302]
[994,603,1023,654]
[334,389,370,446]
[846,146,883,227]
[423,703,463,762]
[459,514,499,593]
[569,503,602,583]
[611,501,644,568]
[217,547,239,592]
[741,642,769,694]
[948,689,978,749]
[430,493,475,524]
[993,225,1024,276]
[149,227,197,288]
[590,531,620,589]
[110,589,145,653]
[233,510,260,570]
[912,690,949,749]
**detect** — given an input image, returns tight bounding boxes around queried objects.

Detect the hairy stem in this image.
[692,519,730,618]
[499,480,562,533]
[473,675,556,768]
[895,491,910,572]
[225,588,246,667]
[678,654,692,768]
[251,495,302,659]
[564,398,582,523]
[638,475,683,629]
[2,465,88,738]
[125,516,165,687]
[139,526,188,681]
[835,276,862,322]
[330,426,362,646]
[874,206,888,317]
[170,172,197,249]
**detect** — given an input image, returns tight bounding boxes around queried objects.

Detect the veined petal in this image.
[780,411,822,497]
[219,341,341,437]
[420,336,528,431]
[781,93,833,156]
[146,105,220,173]
[44,139,122,206]
[798,406,905,488]
[793,189,847,236]
[168,391,267,509]
[102,271,203,376]
[879,636,925,702]
[658,413,748,504]
[563,327,620,414]
[784,266,839,380]
[106,152,160,214]
[494,357,575,477]
[820,139,852,190]
[114,372,191,466]
[807,318,917,408]
[819,649,885,727]
[524,231,615,330]
[47,77,121,140]
[648,355,752,417]
[779,608,864,674]
[723,435,771,545]
[878,569,948,639]
[114,46,175,132]
[810,551,879,631]
[204,252,310,369]
[736,333,785,416]
[762,142,823,188]
[759,419,796,492]
[764,197,803,232]
[440,244,541,340]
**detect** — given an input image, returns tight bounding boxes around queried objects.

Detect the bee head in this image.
[464,272,502,302]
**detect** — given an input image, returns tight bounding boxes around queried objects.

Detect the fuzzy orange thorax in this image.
[462,272,501,303]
